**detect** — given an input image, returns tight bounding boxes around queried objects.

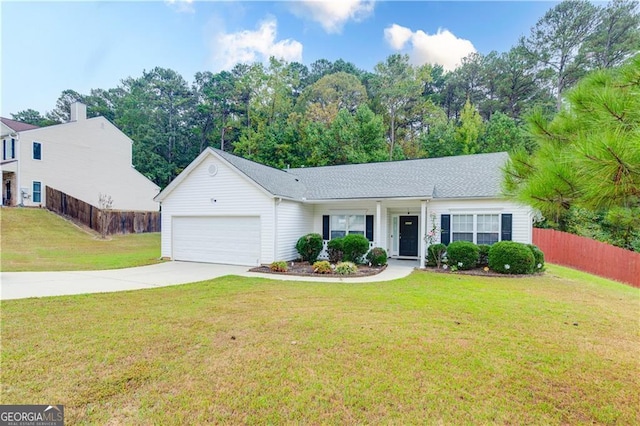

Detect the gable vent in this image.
[208,164,218,176]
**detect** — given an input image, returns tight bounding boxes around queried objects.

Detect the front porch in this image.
[313,199,432,268]
[2,167,17,206]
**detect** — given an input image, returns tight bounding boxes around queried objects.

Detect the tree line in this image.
[12,0,639,190]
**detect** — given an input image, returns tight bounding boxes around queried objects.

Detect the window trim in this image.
[450,213,501,245]
[33,181,42,203]
[329,214,366,239]
[33,142,42,160]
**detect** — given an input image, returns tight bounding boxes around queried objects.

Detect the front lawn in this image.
[1,265,638,424]
[0,208,161,271]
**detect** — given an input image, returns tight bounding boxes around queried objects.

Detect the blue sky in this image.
[1,1,559,117]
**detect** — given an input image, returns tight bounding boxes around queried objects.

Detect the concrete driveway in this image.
[1,259,417,300]
[0,262,249,300]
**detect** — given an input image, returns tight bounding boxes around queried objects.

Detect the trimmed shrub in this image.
[528,244,545,272]
[446,241,479,270]
[313,260,332,274]
[488,241,535,274]
[295,233,323,263]
[477,244,490,267]
[327,237,344,263]
[366,247,388,266]
[342,234,370,263]
[269,261,288,272]
[335,261,358,275]
[427,243,447,267]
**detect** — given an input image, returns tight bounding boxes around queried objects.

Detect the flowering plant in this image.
[425,213,440,245]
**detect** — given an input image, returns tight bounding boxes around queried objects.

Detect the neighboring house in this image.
[155,148,533,267]
[1,102,159,211]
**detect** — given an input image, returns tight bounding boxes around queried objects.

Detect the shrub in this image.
[295,233,323,263]
[427,243,447,267]
[269,261,288,272]
[488,241,535,274]
[335,261,358,275]
[528,244,545,272]
[327,237,344,263]
[366,247,388,266]
[446,241,479,270]
[313,260,332,274]
[477,244,490,267]
[342,234,370,263]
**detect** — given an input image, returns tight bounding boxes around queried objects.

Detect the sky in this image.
[1,0,561,117]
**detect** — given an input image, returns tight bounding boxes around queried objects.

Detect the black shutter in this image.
[2,140,5,160]
[501,214,512,241]
[441,214,450,245]
[11,139,15,158]
[366,215,374,242]
[322,215,330,240]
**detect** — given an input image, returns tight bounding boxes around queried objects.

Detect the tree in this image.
[504,55,640,247]
[372,54,428,160]
[455,99,484,154]
[479,112,530,153]
[521,0,598,110]
[10,109,58,127]
[584,0,640,69]
[297,72,368,126]
[117,67,195,187]
[46,89,86,122]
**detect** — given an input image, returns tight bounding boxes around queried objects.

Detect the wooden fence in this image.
[533,228,640,287]
[46,186,160,235]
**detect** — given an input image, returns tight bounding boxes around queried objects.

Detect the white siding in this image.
[160,155,275,263]
[16,117,159,211]
[428,198,532,244]
[275,200,313,260]
[309,198,532,258]
[310,200,388,247]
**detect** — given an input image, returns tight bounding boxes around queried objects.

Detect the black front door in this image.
[399,215,419,256]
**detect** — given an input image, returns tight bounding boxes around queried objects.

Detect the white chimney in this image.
[70,101,87,122]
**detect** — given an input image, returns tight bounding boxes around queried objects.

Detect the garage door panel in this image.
[172,216,260,266]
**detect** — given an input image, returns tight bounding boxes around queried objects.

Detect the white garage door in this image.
[172,216,261,266]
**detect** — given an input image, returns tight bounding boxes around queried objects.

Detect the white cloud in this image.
[165,0,194,14]
[384,24,476,71]
[212,17,303,70]
[384,24,413,50]
[290,0,375,34]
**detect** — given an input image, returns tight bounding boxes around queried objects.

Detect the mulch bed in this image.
[250,261,387,278]
[421,266,544,278]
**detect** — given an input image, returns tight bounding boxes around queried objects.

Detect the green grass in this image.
[0,208,161,271]
[2,265,638,424]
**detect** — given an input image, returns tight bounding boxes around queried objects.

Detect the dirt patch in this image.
[250,261,387,278]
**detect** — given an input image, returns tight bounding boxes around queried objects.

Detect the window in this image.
[451,214,500,244]
[477,214,499,245]
[33,142,41,160]
[330,214,365,239]
[452,214,474,242]
[2,138,14,160]
[33,181,42,203]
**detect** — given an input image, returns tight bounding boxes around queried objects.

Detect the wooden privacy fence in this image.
[46,186,160,235]
[533,228,640,287]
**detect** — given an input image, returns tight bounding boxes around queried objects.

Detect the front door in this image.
[399,215,419,256]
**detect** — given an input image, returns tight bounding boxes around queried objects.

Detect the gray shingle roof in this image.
[213,149,307,199]
[215,149,508,201]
